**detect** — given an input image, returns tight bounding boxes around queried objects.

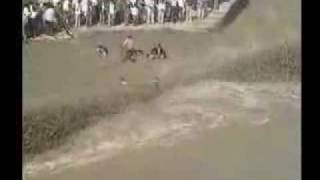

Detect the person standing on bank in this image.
[185,0,193,23]
[74,0,81,28]
[157,0,165,24]
[108,0,115,26]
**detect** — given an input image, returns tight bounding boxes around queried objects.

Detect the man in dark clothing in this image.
[171,1,179,23]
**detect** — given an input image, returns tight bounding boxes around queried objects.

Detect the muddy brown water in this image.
[24,63,301,180]
[23,30,217,109]
[23,0,301,178]
[27,81,301,180]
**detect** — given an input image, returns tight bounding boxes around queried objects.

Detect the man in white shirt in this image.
[150,0,155,24]
[99,0,106,24]
[63,0,70,12]
[81,0,92,26]
[81,0,89,18]
[23,5,31,18]
[43,7,57,23]
[185,0,193,22]
[145,0,154,24]
[121,35,135,63]
[62,0,70,25]
[131,4,139,25]
[157,0,165,24]
[177,0,185,21]
[197,0,205,19]
[42,5,58,35]
[108,0,115,26]
[29,4,38,19]
[23,5,30,42]
[74,0,81,28]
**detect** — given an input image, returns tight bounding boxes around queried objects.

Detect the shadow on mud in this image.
[210,0,250,32]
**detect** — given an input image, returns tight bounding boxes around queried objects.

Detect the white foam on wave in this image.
[25,109,228,176]
[250,116,270,126]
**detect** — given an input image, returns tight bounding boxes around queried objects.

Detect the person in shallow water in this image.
[121,35,136,63]
[147,43,168,59]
